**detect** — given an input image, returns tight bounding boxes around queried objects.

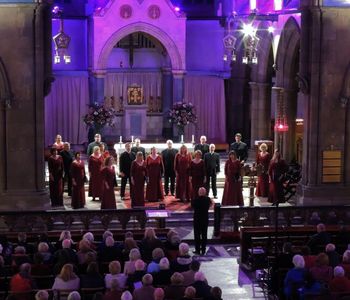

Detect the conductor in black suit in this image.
[161,140,178,196]
[230,133,248,162]
[119,142,136,200]
[194,136,209,156]
[192,187,212,255]
[131,138,146,159]
[204,144,220,199]
[87,133,107,157]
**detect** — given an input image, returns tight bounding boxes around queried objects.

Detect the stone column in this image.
[162,68,173,138]
[250,82,271,148]
[0,3,51,210]
[89,70,106,104]
[172,70,185,103]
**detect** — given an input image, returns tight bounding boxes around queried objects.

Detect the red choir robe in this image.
[175,153,192,202]
[101,166,116,209]
[48,155,64,206]
[222,159,243,206]
[189,159,206,200]
[88,155,104,198]
[130,161,146,207]
[268,159,288,203]
[256,152,271,197]
[70,160,86,209]
[145,155,164,202]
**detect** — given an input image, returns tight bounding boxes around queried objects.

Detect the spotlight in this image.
[231,54,236,62]
[174,7,180,12]
[223,54,228,61]
[242,56,248,64]
[268,26,275,33]
[242,23,256,37]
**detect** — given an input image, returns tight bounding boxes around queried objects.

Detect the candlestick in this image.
[181,135,184,143]
[131,136,134,143]
[191,134,195,143]
[119,136,122,143]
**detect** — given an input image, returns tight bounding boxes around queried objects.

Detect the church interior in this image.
[1,0,350,299]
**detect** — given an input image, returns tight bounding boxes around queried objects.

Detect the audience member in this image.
[141,228,163,262]
[152,257,173,286]
[164,272,186,300]
[276,242,294,269]
[307,223,331,254]
[105,260,127,290]
[301,246,316,269]
[98,236,122,263]
[299,271,322,300]
[164,230,181,260]
[31,253,52,276]
[329,266,350,293]
[10,263,35,292]
[284,255,306,299]
[181,286,196,299]
[326,243,341,268]
[132,273,155,300]
[124,248,142,275]
[52,263,80,291]
[147,248,165,273]
[12,246,31,272]
[126,259,146,291]
[206,286,223,300]
[309,253,333,284]
[35,290,49,300]
[171,243,192,272]
[103,278,123,300]
[67,291,81,300]
[77,239,96,265]
[154,288,165,300]
[55,231,74,251]
[53,239,78,274]
[80,262,104,288]
[191,271,211,299]
[341,250,350,278]
[17,232,35,255]
[181,260,201,286]
[37,242,52,264]
[120,291,133,300]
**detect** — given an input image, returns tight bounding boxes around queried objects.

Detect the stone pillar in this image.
[250,82,271,148]
[0,3,51,210]
[162,68,173,139]
[89,70,106,104]
[172,70,185,103]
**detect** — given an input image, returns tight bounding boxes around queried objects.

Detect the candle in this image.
[131,136,134,143]
[181,135,184,143]
[119,136,122,143]
[191,135,194,143]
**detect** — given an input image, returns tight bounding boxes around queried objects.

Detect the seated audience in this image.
[147,248,165,273]
[122,236,139,262]
[299,271,322,300]
[53,239,78,275]
[12,246,31,272]
[104,260,127,290]
[98,236,122,263]
[326,243,341,268]
[309,253,333,284]
[171,243,192,273]
[191,271,212,299]
[52,263,80,291]
[17,232,35,255]
[35,290,49,300]
[10,263,36,292]
[276,242,294,269]
[181,260,201,286]
[31,253,52,276]
[103,278,122,300]
[67,291,81,300]
[0,235,13,264]
[55,231,75,251]
[154,288,165,300]
[132,273,155,300]
[341,249,350,278]
[329,266,350,293]
[37,242,52,264]
[124,248,142,275]
[126,259,146,291]
[301,246,316,269]
[284,255,306,299]
[120,291,133,300]
[206,286,223,300]
[140,228,163,262]
[80,262,104,288]
[152,257,173,286]
[307,223,331,254]
[164,272,186,300]
[77,239,96,265]
[181,286,196,300]
[164,230,181,260]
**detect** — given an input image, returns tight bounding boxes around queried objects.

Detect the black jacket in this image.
[230,142,248,162]
[161,148,178,176]
[119,151,136,176]
[204,152,220,175]
[194,143,209,156]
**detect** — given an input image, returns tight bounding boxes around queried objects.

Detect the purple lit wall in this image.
[52,19,88,71]
[186,20,225,72]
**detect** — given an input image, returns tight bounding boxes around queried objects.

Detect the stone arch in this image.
[97,22,184,71]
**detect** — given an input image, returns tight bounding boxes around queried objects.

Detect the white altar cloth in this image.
[114,143,195,155]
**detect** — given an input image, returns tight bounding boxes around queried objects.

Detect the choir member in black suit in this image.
[194,136,209,156]
[87,133,107,157]
[119,143,136,200]
[192,187,212,255]
[161,140,178,196]
[131,138,146,159]
[60,142,74,196]
[229,133,248,162]
[203,144,220,199]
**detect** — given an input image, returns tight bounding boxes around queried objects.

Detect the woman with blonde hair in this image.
[145,147,164,202]
[268,149,288,204]
[105,260,127,290]
[256,143,271,197]
[175,145,192,202]
[123,248,141,275]
[100,156,117,209]
[141,227,163,262]
[189,150,206,201]
[88,145,104,201]
[52,263,80,292]
[130,152,146,207]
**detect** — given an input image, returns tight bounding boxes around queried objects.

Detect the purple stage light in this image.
[174,6,180,12]
[52,6,59,14]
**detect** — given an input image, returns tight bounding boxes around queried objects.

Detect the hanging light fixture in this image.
[274,88,289,132]
[52,7,71,64]
[242,23,259,65]
[223,16,237,63]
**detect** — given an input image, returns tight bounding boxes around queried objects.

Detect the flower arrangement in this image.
[83,102,117,128]
[168,102,197,127]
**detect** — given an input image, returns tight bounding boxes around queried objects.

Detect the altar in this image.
[114,142,195,156]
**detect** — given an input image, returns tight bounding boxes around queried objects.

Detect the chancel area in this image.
[1,0,350,299]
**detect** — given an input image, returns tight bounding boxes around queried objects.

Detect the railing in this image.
[214,204,350,237]
[0,207,166,232]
